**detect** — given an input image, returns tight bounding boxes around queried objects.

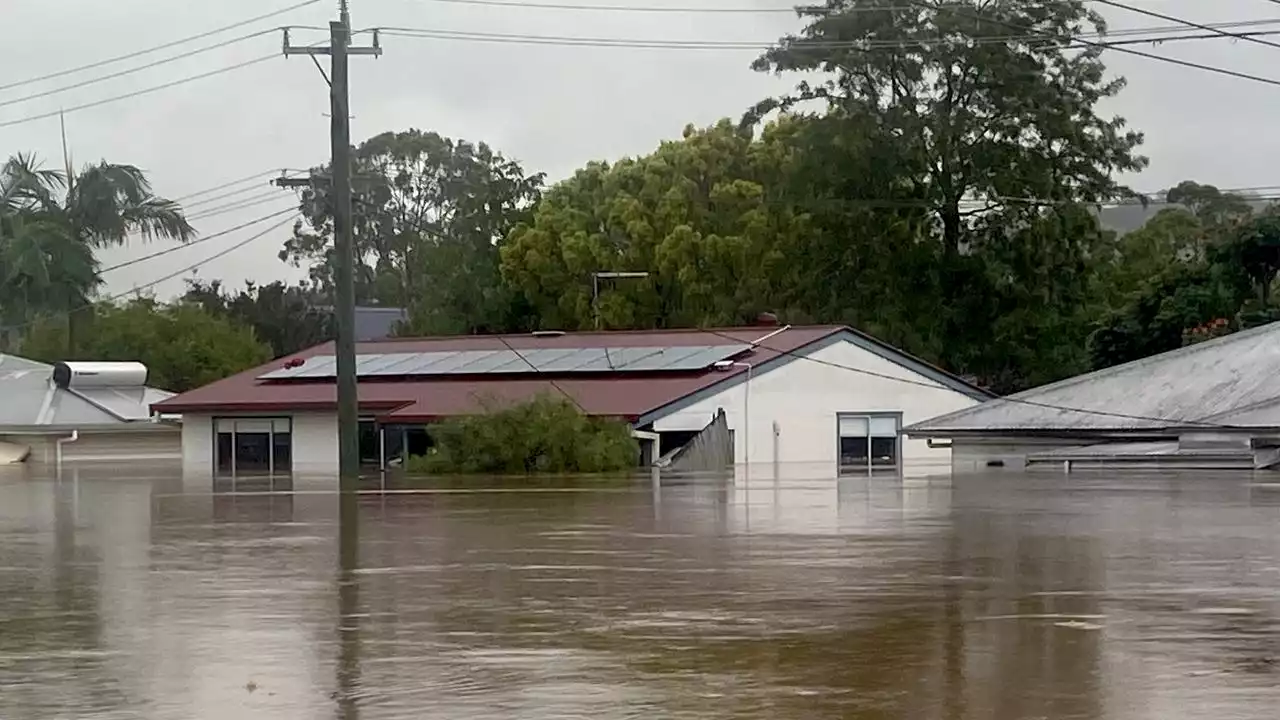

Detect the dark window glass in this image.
[272,431,292,473]
[870,436,898,467]
[358,420,379,465]
[405,427,431,457]
[839,436,869,469]
[216,433,234,475]
[234,432,271,473]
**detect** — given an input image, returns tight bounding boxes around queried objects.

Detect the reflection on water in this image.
[2,467,1280,718]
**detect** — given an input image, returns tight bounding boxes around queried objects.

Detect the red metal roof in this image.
[152,325,848,422]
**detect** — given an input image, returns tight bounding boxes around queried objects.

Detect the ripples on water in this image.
[2,467,1280,718]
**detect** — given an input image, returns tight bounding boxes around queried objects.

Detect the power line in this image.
[99,206,301,274]
[0,55,276,129]
[182,178,294,208]
[414,0,808,12]
[0,0,321,94]
[908,0,1280,88]
[171,169,306,203]
[107,213,298,300]
[187,193,297,222]
[6,213,298,333]
[376,25,1280,52]
[0,29,282,110]
[1092,0,1280,52]
[492,333,589,412]
[698,327,1233,429]
[0,0,320,94]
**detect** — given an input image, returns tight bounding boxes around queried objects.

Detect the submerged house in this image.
[153,323,991,480]
[905,320,1280,472]
[0,355,179,466]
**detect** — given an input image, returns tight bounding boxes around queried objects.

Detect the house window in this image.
[215,417,292,475]
[838,413,901,475]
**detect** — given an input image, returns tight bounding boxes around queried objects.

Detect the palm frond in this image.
[1,153,65,212]
[67,162,194,246]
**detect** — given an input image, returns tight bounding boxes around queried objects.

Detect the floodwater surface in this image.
[2,469,1280,719]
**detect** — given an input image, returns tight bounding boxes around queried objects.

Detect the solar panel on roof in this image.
[255,343,753,380]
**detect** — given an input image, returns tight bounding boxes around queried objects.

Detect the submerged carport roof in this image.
[905,319,1280,436]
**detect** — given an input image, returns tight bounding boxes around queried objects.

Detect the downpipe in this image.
[55,430,79,473]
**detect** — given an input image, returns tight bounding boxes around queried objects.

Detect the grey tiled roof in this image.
[0,355,173,429]
[906,321,1280,434]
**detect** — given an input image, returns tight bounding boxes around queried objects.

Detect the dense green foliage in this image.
[21,298,271,392]
[182,279,333,358]
[1088,200,1280,369]
[406,395,639,474]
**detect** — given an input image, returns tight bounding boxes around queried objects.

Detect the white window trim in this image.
[212,415,293,476]
[836,411,903,476]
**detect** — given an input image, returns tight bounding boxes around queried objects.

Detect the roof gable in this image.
[636,328,992,426]
[906,320,1280,434]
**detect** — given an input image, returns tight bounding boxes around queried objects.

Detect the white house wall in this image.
[650,339,982,480]
[180,411,339,484]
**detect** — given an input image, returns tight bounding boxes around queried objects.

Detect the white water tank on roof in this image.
[52,361,148,389]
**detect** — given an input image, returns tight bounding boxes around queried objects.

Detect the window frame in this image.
[212,416,293,476]
[836,411,903,476]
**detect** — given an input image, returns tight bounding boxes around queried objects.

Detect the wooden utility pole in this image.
[281,2,381,484]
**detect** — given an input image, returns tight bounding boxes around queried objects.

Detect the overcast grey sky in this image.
[2,0,1277,298]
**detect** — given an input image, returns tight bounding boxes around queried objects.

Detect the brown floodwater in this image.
[2,468,1280,719]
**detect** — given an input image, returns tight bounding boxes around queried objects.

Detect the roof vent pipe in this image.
[748,324,791,347]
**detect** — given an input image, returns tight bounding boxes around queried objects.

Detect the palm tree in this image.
[0,153,193,349]
[2,153,195,247]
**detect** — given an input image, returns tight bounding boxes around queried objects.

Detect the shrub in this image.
[405,394,639,474]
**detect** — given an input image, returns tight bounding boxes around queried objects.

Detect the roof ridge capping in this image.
[905,318,1280,432]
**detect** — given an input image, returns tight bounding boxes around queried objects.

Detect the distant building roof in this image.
[906,320,1280,436]
[353,306,406,342]
[0,355,173,431]
[314,306,407,342]
[153,325,991,422]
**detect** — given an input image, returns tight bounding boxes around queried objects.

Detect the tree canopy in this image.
[281,129,544,335]
[20,297,271,393]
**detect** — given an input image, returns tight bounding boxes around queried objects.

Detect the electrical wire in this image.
[377,25,1280,53]
[906,0,1280,88]
[182,179,292,209]
[105,213,299,300]
[696,327,1234,429]
[99,206,301,274]
[5,213,299,333]
[0,0,321,93]
[413,0,810,12]
[1092,0,1280,52]
[0,29,283,110]
[0,54,278,129]
[172,170,290,203]
[186,192,297,222]
[492,334,589,412]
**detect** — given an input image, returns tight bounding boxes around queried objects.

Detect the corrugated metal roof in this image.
[153,326,846,419]
[906,320,1280,434]
[0,354,173,429]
